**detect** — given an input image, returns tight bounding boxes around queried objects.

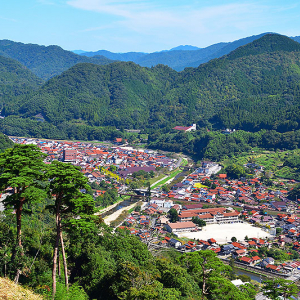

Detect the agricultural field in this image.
[222,149,300,181]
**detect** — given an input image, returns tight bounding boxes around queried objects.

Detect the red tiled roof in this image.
[240,256,252,263]
[252,256,261,261]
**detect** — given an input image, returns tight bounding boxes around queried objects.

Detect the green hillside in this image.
[3,62,178,129]
[0,40,114,80]
[167,34,300,129]
[0,55,43,111]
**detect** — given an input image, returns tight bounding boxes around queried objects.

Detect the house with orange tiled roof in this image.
[248,240,257,247]
[240,256,252,265]
[251,256,261,265]
[265,264,281,273]
[233,249,247,258]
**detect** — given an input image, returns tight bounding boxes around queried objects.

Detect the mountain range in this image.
[78,33,300,71]
[0,33,300,139]
[0,33,299,82]
[1,33,300,141]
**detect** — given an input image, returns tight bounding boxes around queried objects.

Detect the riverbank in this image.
[95,195,131,215]
[104,202,141,225]
[222,258,288,282]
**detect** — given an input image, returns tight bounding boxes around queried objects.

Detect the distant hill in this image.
[0,40,115,80]
[170,45,200,51]
[291,36,300,43]
[81,50,147,62]
[78,33,275,71]
[72,50,87,54]
[4,33,300,139]
[135,42,227,71]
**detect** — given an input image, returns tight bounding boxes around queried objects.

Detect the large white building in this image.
[149,199,174,209]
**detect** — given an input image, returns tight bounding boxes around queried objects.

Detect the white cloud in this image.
[67,1,271,33]
[67,0,151,18]
[0,16,17,22]
[66,0,300,51]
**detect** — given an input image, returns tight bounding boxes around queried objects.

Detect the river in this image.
[100,200,133,218]
[235,268,267,283]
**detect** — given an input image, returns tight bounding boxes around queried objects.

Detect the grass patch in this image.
[0,277,43,300]
[152,168,182,188]
[181,158,188,166]
[148,173,166,186]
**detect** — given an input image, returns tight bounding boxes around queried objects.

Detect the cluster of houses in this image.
[119,184,300,278]
[10,137,178,188]
[120,204,300,275]
[121,205,300,277]
[157,160,298,219]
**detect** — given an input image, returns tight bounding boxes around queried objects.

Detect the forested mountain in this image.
[2,62,178,129]
[170,34,300,131]
[0,40,115,80]
[2,34,300,142]
[0,55,43,108]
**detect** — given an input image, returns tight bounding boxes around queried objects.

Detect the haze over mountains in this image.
[77,33,300,71]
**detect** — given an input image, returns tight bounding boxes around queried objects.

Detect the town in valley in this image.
[8,135,300,288]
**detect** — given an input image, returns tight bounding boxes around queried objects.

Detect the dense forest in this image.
[0,144,260,300]
[148,129,300,161]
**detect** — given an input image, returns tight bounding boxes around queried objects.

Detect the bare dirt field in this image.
[177,222,271,244]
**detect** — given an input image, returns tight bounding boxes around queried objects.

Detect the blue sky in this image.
[1,0,300,53]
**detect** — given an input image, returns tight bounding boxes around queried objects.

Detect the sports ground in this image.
[177,222,271,244]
